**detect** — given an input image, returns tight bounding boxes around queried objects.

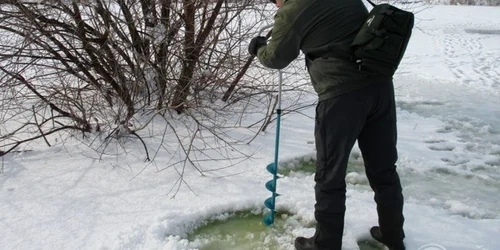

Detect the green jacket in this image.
[257,0,390,101]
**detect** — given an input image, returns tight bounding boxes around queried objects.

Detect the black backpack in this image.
[351,0,414,76]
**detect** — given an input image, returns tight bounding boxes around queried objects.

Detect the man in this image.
[248,0,406,249]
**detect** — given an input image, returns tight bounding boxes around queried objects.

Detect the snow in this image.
[1,4,500,250]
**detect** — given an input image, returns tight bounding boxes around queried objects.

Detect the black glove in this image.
[248,36,267,56]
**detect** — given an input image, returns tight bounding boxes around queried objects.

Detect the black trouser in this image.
[313,81,404,249]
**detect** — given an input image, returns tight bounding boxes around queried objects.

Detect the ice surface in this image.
[1,4,500,250]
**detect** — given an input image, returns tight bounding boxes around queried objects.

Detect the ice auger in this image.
[260,24,284,227]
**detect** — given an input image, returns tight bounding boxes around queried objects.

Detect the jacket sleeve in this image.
[256,6,302,70]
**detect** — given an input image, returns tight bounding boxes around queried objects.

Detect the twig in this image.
[246,94,278,145]
[130,131,150,162]
[32,105,51,148]
[222,29,273,102]
[0,67,91,131]
[1,126,83,156]
[261,94,278,132]
[1,154,4,174]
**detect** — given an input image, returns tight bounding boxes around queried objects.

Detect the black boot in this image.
[295,223,341,250]
[295,236,317,250]
[370,226,406,250]
[295,236,332,250]
[295,226,321,250]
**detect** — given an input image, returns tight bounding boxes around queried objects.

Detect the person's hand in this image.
[248,36,267,56]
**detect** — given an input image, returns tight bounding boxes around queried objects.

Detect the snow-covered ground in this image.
[1,4,500,250]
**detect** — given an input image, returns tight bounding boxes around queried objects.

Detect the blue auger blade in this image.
[263,213,275,226]
[266,163,277,175]
[264,197,275,210]
[265,179,276,192]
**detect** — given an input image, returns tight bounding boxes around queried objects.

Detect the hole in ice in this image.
[279,156,368,186]
[278,154,365,175]
[187,210,383,250]
[278,157,316,175]
[187,211,301,250]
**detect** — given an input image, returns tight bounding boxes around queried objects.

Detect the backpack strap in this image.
[364,0,377,7]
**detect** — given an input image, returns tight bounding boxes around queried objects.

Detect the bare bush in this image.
[0,0,314,191]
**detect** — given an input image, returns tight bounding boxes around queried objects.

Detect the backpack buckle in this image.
[356,59,363,71]
[384,9,395,15]
[373,29,387,37]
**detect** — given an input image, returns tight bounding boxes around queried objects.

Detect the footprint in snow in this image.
[441,158,470,166]
[424,138,447,144]
[428,145,455,152]
[436,126,454,133]
[485,158,500,167]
